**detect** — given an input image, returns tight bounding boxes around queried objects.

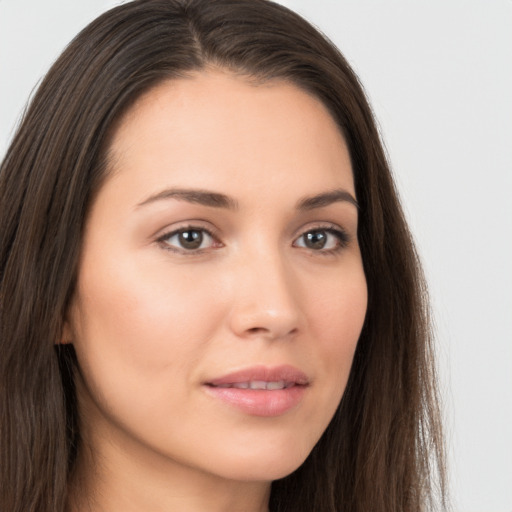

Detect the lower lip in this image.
[203,385,307,417]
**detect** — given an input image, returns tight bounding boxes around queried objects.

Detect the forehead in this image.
[104,69,354,202]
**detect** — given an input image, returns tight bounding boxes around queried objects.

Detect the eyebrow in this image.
[296,189,359,211]
[137,188,239,210]
[136,187,358,211]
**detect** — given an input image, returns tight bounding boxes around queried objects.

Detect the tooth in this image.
[232,382,250,389]
[267,381,285,390]
[250,380,267,390]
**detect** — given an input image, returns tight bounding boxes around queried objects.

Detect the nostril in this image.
[244,325,298,339]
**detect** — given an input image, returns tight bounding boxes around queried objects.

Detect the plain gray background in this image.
[1,1,511,511]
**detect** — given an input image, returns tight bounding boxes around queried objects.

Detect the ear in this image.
[58,313,74,345]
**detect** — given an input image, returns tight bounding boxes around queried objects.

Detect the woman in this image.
[0,0,446,511]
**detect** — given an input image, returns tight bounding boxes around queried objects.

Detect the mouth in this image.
[205,364,309,387]
[203,365,309,417]
[207,380,300,390]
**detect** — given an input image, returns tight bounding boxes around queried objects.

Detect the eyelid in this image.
[154,220,351,256]
[155,223,223,254]
[292,222,351,253]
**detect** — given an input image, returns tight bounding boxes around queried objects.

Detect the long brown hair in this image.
[0,1,446,510]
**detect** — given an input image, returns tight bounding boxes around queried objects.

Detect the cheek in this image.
[306,267,367,396]
[73,250,220,352]
[69,252,225,415]
[69,255,229,457]
[310,262,367,340]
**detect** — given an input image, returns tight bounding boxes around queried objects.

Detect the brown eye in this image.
[178,230,204,250]
[294,228,349,252]
[303,230,328,250]
[160,228,217,252]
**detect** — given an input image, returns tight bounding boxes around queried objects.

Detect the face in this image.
[67,70,367,485]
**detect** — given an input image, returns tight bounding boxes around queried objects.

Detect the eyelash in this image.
[156,225,221,255]
[156,223,350,256]
[294,225,350,256]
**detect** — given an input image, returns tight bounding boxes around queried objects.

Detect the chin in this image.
[203,437,314,483]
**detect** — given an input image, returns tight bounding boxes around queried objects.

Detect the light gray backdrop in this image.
[1,1,511,511]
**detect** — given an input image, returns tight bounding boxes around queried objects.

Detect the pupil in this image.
[305,231,326,249]
[179,230,203,249]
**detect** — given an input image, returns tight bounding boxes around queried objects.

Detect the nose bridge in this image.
[229,242,301,340]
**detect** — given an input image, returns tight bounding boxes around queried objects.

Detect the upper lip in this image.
[205,364,309,387]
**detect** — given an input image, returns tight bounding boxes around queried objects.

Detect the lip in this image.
[203,365,309,417]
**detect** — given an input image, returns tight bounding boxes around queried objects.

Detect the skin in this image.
[65,69,368,512]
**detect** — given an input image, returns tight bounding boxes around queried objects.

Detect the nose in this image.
[228,251,301,341]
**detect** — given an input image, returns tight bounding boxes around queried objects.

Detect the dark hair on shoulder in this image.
[0,1,447,511]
